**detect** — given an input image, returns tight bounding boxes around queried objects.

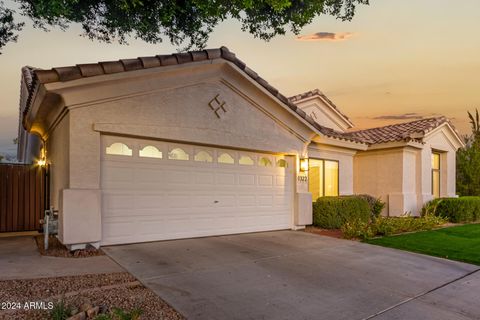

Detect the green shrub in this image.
[313,196,370,229]
[342,214,447,240]
[422,197,480,223]
[356,194,386,219]
[50,300,72,320]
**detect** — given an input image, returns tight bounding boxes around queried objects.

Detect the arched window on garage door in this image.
[139,145,163,159]
[106,143,132,156]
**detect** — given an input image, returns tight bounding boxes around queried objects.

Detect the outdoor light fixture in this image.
[300,157,309,172]
[37,147,47,167]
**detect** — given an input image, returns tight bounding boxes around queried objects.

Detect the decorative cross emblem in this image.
[208,94,227,119]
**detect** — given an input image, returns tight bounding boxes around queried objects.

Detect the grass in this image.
[365,223,480,265]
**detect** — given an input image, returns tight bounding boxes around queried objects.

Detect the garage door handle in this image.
[214,200,219,203]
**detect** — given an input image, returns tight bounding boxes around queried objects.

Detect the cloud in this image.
[296,32,354,42]
[372,113,425,120]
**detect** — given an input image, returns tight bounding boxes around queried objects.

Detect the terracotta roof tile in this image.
[349,117,453,144]
[21,46,366,145]
[120,59,143,71]
[174,52,193,64]
[100,61,125,74]
[157,54,177,66]
[77,63,104,77]
[191,50,208,61]
[139,56,161,69]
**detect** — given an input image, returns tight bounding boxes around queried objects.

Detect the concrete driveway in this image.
[103,231,480,320]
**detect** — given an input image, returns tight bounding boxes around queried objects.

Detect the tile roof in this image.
[289,89,352,124]
[21,46,366,145]
[349,117,455,145]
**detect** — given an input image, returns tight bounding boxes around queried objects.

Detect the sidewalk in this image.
[0,236,124,280]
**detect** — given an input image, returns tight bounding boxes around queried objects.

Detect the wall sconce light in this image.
[37,148,47,167]
[300,157,309,172]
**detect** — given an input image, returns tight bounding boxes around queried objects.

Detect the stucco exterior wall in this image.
[45,113,71,242]
[41,62,317,245]
[308,144,356,196]
[355,127,459,216]
[354,148,405,215]
[46,113,70,211]
[300,103,346,132]
[422,129,457,197]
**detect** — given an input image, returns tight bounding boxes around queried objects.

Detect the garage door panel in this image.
[258,175,273,186]
[195,172,215,184]
[239,174,255,185]
[101,136,293,245]
[215,173,236,185]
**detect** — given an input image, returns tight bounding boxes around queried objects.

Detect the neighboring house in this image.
[17,47,464,249]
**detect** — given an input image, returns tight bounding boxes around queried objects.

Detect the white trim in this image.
[423,122,465,150]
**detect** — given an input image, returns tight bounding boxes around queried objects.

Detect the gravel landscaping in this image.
[35,235,105,258]
[0,272,184,320]
[304,226,343,239]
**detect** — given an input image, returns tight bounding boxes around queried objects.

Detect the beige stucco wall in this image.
[39,61,317,245]
[294,98,351,132]
[308,144,356,197]
[354,127,460,216]
[354,148,405,215]
[45,113,71,243]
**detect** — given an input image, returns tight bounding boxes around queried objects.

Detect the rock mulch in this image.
[304,226,344,239]
[35,235,104,258]
[0,272,184,320]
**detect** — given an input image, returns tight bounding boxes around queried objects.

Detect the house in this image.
[17,47,464,249]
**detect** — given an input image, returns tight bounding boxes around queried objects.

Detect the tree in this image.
[0,1,24,54]
[457,108,480,196]
[0,0,368,54]
[467,109,480,142]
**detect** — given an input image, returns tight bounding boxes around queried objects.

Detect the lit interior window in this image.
[432,152,441,198]
[276,159,288,168]
[106,143,132,156]
[168,148,189,160]
[194,150,213,162]
[309,159,339,201]
[239,155,254,165]
[218,152,234,164]
[139,145,163,159]
[258,157,272,167]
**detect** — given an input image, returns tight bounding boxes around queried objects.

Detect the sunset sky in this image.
[1,0,479,156]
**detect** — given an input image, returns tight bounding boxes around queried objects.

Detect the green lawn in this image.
[365,223,480,265]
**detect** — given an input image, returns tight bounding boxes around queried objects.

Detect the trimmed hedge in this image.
[423,197,480,223]
[313,196,371,229]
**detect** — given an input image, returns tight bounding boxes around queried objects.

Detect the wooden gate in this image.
[0,164,47,232]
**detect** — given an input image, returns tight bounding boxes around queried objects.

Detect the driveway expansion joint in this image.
[363,268,480,320]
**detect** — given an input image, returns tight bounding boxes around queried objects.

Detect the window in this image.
[139,145,162,158]
[432,152,440,198]
[309,159,339,200]
[239,155,254,165]
[106,143,132,156]
[258,157,272,167]
[218,152,235,164]
[276,159,288,168]
[194,150,213,162]
[168,148,189,160]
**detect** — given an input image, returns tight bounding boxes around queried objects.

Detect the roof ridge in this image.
[20,47,366,146]
[350,116,447,134]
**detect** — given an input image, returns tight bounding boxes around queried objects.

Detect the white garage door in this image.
[101,136,294,245]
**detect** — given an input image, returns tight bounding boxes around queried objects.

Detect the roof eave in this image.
[312,134,368,150]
